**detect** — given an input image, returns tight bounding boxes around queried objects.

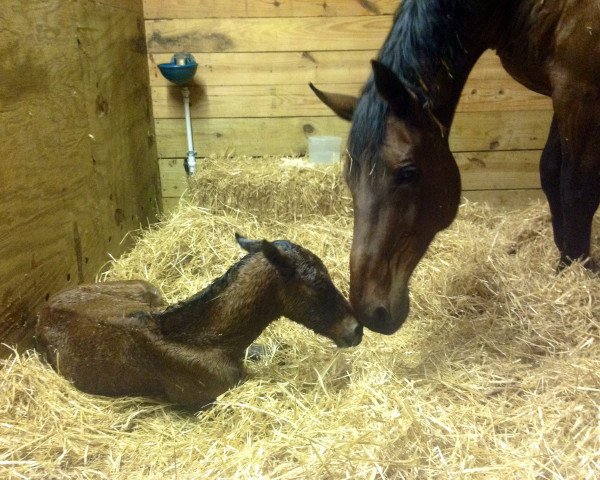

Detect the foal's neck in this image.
[156,255,281,356]
[382,0,499,128]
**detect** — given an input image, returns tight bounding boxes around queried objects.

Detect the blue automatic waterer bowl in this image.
[158,52,198,85]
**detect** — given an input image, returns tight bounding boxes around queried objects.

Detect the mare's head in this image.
[310,61,461,334]
[236,234,362,348]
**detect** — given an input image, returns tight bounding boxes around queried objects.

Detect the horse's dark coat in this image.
[36,236,362,409]
[312,0,600,334]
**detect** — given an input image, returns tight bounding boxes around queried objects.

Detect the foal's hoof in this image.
[245,344,268,361]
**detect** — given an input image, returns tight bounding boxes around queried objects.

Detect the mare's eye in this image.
[393,164,420,185]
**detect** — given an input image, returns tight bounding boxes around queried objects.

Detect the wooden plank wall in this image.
[144,0,552,210]
[0,0,161,349]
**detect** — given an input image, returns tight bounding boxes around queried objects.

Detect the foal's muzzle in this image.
[332,317,363,348]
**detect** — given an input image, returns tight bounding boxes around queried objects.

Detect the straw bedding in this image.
[1,157,599,479]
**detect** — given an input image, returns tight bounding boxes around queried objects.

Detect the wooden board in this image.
[144,0,553,209]
[154,110,553,158]
[150,79,550,119]
[155,116,347,157]
[456,151,541,190]
[151,84,363,118]
[145,16,394,53]
[0,0,160,349]
[449,110,552,152]
[97,0,141,11]
[462,189,546,210]
[161,195,187,214]
[159,158,194,198]
[148,49,513,88]
[78,0,161,226]
[148,50,376,88]
[143,0,399,19]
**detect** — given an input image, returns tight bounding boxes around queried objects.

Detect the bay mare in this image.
[311,0,600,334]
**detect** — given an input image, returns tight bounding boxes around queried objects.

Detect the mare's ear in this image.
[373,60,447,135]
[261,242,295,278]
[309,83,357,121]
[371,60,431,125]
[235,233,263,253]
[371,60,422,119]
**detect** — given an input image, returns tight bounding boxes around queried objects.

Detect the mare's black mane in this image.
[380,0,475,102]
[348,0,478,177]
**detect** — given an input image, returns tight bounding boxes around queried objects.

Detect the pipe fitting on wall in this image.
[181,87,197,176]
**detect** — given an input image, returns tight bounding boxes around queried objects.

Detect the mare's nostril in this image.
[373,306,391,327]
[353,325,362,336]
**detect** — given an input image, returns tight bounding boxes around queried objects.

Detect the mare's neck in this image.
[381,0,499,129]
[156,256,281,356]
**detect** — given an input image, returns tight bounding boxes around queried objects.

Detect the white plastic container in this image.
[308,136,342,164]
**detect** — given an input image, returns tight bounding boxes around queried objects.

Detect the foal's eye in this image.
[393,164,420,185]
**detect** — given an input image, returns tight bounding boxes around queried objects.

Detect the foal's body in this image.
[36,236,362,409]
[37,280,243,406]
[311,0,600,334]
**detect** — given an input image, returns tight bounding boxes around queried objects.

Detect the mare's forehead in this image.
[346,85,388,175]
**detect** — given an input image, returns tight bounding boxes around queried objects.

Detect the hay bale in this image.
[186,156,353,221]
[1,157,599,479]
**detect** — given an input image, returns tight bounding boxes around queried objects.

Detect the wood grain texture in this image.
[78,0,160,227]
[144,0,553,209]
[145,16,394,53]
[154,110,553,158]
[0,0,160,349]
[155,116,350,157]
[97,0,141,11]
[150,79,550,119]
[151,84,364,118]
[147,49,514,87]
[148,50,377,87]
[456,151,541,190]
[462,190,546,210]
[143,0,399,19]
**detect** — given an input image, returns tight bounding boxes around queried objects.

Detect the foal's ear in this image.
[236,234,295,277]
[261,242,296,278]
[309,83,357,121]
[235,233,263,253]
[371,60,419,117]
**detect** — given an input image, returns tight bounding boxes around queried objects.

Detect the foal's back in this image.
[37,279,246,405]
[42,280,163,324]
[36,280,170,398]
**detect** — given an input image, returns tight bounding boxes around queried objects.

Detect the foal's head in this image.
[236,234,362,348]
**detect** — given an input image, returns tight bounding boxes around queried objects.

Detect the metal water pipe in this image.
[157,52,198,176]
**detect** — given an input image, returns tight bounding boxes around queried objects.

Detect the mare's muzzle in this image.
[354,288,410,335]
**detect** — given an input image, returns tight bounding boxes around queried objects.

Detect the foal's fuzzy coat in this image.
[36,235,362,409]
